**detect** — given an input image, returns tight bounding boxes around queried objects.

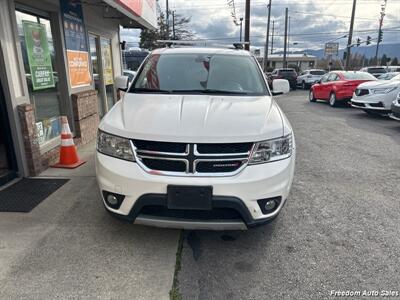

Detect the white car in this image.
[351,73,400,114]
[296,69,326,89]
[95,47,295,230]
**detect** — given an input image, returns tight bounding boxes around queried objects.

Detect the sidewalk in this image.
[0,142,180,299]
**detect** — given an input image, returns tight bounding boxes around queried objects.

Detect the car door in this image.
[313,73,330,99]
[321,73,337,99]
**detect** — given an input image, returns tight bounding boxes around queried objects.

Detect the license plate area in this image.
[167,185,212,210]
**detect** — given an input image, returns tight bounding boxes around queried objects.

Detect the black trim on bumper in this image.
[104,193,283,228]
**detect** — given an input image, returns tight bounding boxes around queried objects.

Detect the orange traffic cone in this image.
[52,116,86,169]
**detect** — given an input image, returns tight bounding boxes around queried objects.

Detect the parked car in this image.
[351,74,400,115]
[96,47,295,230]
[268,68,297,90]
[387,66,400,73]
[309,71,377,107]
[389,92,400,121]
[296,69,326,89]
[359,66,387,78]
[377,72,400,80]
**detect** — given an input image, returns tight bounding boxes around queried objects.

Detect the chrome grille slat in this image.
[132,140,253,177]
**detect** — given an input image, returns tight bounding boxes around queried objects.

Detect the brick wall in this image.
[71,90,99,146]
[17,104,60,176]
[17,89,99,176]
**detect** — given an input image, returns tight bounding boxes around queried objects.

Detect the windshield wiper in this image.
[131,88,172,94]
[171,89,249,95]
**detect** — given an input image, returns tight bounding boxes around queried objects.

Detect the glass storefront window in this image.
[89,35,105,118]
[100,38,115,111]
[16,9,62,145]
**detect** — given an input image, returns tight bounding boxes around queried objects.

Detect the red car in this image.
[309,71,377,106]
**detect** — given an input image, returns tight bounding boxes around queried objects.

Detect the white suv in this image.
[96,47,296,230]
[296,69,326,89]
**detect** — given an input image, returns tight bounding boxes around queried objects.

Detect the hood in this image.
[358,80,400,89]
[99,94,285,143]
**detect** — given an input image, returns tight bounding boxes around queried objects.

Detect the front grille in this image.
[132,140,252,176]
[355,89,369,96]
[133,140,187,153]
[196,143,252,154]
[370,102,384,108]
[352,101,365,107]
[141,158,187,172]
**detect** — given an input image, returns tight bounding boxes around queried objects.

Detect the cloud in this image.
[121,0,400,51]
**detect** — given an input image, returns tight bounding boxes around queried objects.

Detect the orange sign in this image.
[67,50,91,88]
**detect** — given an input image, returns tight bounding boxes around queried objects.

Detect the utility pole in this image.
[283,7,288,68]
[239,17,243,42]
[271,20,274,54]
[244,0,250,50]
[375,0,387,63]
[345,0,357,70]
[166,0,169,39]
[172,11,176,40]
[263,0,272,71]
[288,16,291,55]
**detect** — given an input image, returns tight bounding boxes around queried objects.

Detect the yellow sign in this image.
[101,39,113,85]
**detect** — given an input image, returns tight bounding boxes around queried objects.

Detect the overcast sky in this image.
[121,0,400,51]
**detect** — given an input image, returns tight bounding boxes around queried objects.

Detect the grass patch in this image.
[170,230,184,300]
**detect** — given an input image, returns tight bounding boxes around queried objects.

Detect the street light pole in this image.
[263,0,272,71]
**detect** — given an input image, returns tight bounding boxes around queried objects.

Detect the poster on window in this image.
[60,0,91,88]
[101,39,113,85]
[22,21,55,90]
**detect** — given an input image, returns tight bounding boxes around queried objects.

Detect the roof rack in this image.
[156,40,250,50]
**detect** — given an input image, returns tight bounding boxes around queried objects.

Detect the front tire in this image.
[309,89,316,102]
[302,81,307,90]
[329,92,337,107]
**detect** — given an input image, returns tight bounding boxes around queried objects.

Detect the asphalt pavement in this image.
[177,90,400,300]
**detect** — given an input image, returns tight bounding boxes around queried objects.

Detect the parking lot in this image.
[1,90,399,299]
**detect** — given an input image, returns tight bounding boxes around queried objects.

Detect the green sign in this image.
[22,20,55,90]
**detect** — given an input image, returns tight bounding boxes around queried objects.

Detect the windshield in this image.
[130,53,268,95]
[310,70,325,75]
[342,72,377,80]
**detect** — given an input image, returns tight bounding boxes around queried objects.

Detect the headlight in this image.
[249,134,292,165]
[97,130,135,161]
[371,87,397,94]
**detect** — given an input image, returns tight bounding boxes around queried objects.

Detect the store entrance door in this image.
[0,80,17,186]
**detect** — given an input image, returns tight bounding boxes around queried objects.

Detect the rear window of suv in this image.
[278,69,297,75]
[367,68,386,74]
[310,70,325,75]
[131,53,269,96]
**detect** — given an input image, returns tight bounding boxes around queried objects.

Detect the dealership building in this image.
[0,0,155,185]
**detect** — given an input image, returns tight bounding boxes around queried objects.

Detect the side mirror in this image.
[272,79,290,96]
[115,75,129,92]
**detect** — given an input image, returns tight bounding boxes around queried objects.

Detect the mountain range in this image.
[286,43,399,60]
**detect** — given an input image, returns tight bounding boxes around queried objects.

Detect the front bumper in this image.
[351,92,397,112]
[96,147,296,230]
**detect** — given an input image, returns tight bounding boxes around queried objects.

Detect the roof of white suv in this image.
[152,47,251,56]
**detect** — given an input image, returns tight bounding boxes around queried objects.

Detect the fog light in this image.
[107,194,118,206]
[264,200,276,211]
[102,191,125,209]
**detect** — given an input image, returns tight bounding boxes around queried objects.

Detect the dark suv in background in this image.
[268,68,298,90]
